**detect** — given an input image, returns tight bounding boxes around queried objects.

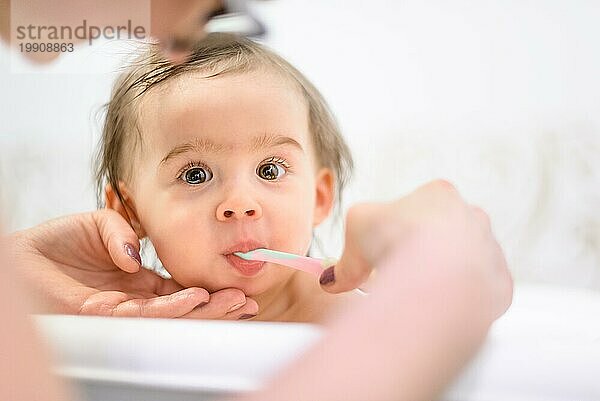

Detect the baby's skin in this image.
[106,69,359,322]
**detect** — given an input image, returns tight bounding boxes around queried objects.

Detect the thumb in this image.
[319,204,379,294]
[319,202,393,294]
[319,249,372,294]
[93,209,142,273]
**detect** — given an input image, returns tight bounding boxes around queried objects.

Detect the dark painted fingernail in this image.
[193,301,209,311]
[124,243,142,266]
[238,314,256,320]
[319,266,336,286]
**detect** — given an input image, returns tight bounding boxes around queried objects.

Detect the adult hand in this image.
[7,209,258,320]
[320,179,512,321]
[238,180,513,401]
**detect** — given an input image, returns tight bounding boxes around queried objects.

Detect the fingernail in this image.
[227,301,246,313]
[193,301,209,311]
[124,243,142,266]
[319,266,336,286]
[238,314,256,320]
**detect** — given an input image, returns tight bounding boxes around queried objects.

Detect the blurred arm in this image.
[237,244,492,401]
[0,240,69,401]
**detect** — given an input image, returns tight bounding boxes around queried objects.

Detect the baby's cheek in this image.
[146,214,212,283]
[272,205,314,252]
[151,238,216,288]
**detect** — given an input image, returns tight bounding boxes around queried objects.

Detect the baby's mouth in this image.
[222,240,267,277]
[222,240,267,256]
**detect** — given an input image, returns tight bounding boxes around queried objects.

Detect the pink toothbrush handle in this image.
[259,254,324,276]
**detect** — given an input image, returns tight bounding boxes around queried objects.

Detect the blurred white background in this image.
[1,0,599,289]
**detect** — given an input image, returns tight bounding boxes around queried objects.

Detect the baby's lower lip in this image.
[224,254,265,277]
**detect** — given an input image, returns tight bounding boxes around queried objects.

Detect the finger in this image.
[469,205,492,231]
[93,209,141,273]
[319,260,371,295]
[416,179,466,211]
[492,241,513,319]
[113,287,210,318]
[150,1,213,63]
[185,296,259,321]
[224,297,259,321]
[79,287,210,318]
[421,179,459,196]
[160,39,193,64]
[182,288,250,320]
[319,204,377,294]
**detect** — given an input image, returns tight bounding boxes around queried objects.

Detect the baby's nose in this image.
[216,197,262,221]
[223,209,256,218]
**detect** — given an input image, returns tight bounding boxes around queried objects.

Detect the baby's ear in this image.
[104,182,146,238]
[313,168,335,227]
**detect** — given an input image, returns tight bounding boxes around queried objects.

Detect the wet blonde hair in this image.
[95,33,353,208]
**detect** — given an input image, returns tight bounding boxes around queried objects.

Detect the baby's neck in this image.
[251,271,316,322]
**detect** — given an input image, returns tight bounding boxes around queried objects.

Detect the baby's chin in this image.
[176,270,294,297]
[205,275,288,297]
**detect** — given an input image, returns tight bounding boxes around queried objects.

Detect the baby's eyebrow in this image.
[160,138,226,165]
[250,133,304,153]
[160,134,304,166]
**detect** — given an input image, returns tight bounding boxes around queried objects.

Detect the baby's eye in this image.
[179,165,213,185]
[257,162,287,181]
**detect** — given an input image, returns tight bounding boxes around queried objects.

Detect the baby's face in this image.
[122,70,333,295]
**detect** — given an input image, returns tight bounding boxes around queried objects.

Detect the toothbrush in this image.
[234,248,368,296]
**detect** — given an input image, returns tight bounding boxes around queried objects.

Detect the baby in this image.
[95,33,357,323]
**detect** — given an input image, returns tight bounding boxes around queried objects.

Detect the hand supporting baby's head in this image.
[95,33,353,297]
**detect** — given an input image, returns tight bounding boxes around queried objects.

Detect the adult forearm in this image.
[0,240,70,401]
